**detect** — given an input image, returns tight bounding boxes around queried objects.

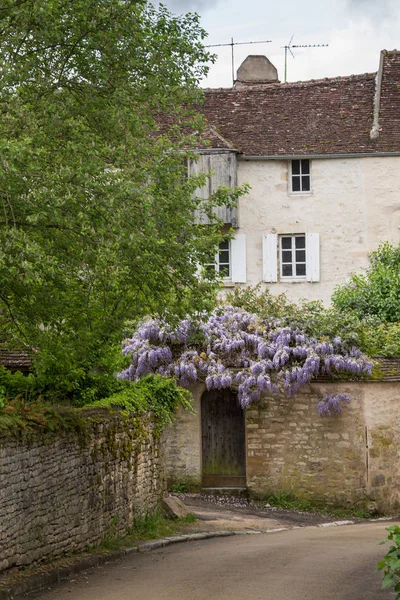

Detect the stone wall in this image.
[163,381,400,512]
[162,383,203,490]
[246,383,366,506]
[0,410,165,574]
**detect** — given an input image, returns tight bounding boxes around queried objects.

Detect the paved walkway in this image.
[32,522,391,600]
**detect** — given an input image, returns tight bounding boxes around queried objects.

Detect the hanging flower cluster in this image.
[120,306,373,415]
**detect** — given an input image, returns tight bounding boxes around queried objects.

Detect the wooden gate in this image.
[201,389,246,488]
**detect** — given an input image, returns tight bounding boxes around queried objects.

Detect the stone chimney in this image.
[235,55,279,87]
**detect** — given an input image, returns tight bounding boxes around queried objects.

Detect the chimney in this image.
[235,55,279,87]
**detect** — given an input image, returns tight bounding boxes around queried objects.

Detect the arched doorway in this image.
[201,389,246,488]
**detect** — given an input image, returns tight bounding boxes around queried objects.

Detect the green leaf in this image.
[382,573,396,589]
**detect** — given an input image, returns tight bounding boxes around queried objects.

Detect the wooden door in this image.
[201,389,246,488]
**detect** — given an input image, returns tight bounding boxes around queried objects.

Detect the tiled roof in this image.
[378,51,400,152]
[0,350,32,371]
[201,50,400,157]
[314,356,400,383]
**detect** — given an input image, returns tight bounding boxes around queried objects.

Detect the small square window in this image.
[279,234,306,279]
[290,159,311,194]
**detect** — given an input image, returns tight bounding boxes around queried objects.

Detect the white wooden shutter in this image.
[262,234,278,283]
[306,233,320,282]
[231,234,246,283]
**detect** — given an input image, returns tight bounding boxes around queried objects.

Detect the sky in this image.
[163,0,399,87]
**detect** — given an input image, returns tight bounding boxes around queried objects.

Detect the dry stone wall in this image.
[0,411,165,574]
[163,381,400,512]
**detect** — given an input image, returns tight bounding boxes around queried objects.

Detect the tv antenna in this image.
[205,38,272,86]
[283,35,329,83]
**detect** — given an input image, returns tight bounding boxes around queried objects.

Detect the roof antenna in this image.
[283,35,329,83]
[205,38,272,86]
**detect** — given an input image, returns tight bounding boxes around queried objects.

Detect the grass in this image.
[262,491,376,520]
[92,510,198,552]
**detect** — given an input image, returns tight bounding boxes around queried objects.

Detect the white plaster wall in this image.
[235,156,400,305]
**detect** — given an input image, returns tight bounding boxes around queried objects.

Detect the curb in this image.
[0,519,383,599]
[0,531,235,600]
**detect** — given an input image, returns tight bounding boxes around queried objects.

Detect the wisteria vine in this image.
[120,307,373,415]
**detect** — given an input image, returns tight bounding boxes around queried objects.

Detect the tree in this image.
[0,0,243,399]
[332,243,400,322]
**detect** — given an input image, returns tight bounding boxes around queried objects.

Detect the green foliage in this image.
[333,243,400,322]
[264,491,374,519]
[0,366,38,400]
[0,396,85,435]
[90,375,192,432]
[227,284,400,359]
[171,481,189,494]
[0,0,247,399]
[360,322,400,357]
[226,285,363,349]
[377,525,400,597]
[0,374,190,436]
[93,509,197,550]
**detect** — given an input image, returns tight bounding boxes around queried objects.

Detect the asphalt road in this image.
[33,522,392,600]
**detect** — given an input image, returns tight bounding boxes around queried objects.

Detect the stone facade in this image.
[234,155,400,305]
[163,381,400,512]
[0,411,165,574]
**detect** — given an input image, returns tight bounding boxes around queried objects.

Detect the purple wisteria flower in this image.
[121,306,373,414]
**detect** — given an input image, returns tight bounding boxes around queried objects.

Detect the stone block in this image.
[162,496,189,519]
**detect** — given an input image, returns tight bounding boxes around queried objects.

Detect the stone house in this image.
[192,49,400,305]
[162,54,400,511]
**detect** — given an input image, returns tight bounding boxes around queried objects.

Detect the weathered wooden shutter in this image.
[306,233,320,282]
[262,234,278,283]
[190,152,238,227]
[231,234,246,283]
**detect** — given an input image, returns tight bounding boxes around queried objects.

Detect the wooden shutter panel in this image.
[306,233,320,282]
[262,234,278,283]
[231,234,246,283]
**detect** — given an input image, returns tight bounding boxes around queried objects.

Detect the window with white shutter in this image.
[205,234,246,283]
[263,233,320,282]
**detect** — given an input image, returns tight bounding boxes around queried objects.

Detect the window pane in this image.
[301,159,310,174]
[282,250,292,263]
[292,160,300,175]
[296,250,306,262]
[282,264,293,277]
[292,176,301,192]
[301,176,310,191]
[296,264,306,276]
[295,236,305,249]
[220,264,230,278]
[219,240,229,250]
[281,237,292,250]
[219,250,229,264]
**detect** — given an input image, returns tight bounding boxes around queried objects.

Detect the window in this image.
[291,159,311,193]
[280,234,306,278]
[206,240,231,279]
[262,233,320,283]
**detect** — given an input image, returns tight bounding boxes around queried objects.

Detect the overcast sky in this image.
[163,0,399,87]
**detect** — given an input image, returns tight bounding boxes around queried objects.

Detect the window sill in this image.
[280,277,307,283]
[223,281,236,288]
[288,191,313,197]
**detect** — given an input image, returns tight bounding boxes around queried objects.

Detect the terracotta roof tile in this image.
[0,350,32,371]
[377,51,400,152]
[201,51,400,157]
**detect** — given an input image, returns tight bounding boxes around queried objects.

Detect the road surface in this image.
[33,522,392,600]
